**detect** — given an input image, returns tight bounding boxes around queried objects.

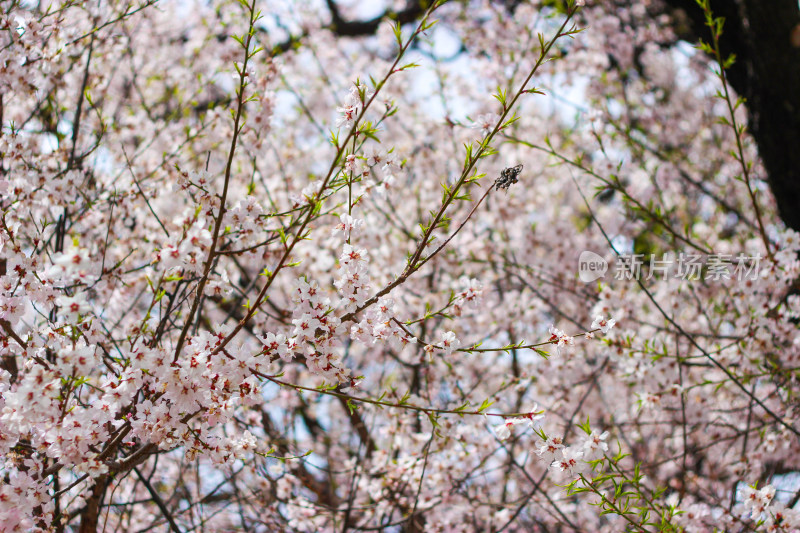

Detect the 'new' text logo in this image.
[578,251,607,282]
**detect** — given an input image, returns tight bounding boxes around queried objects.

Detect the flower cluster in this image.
[288,278,350,383]
[335,83,372,130]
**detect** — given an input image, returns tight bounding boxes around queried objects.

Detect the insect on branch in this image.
[495,164,523,191]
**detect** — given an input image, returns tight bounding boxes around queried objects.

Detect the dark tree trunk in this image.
[79,475,110,533]
[323,0,800,231]
[647,0,800,231]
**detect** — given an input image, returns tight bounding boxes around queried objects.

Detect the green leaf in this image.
[398,390,411,405]
[477,398,494,413]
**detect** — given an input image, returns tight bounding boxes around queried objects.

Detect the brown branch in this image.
[77,474,110,533]
[174,0,259,361]
[133,466,183,533]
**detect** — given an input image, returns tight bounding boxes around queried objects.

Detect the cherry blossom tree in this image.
[2,0,799,531]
